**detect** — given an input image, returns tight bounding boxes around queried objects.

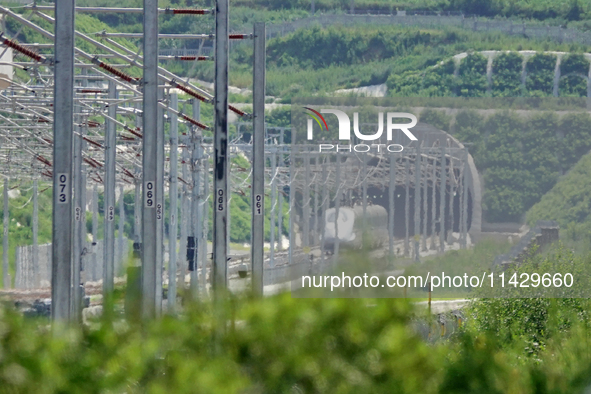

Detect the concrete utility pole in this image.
[32,179,38,287]
[313,157,319,245]
[462,149,469,248]
[288,147,294,266]
[448,154,455,245]
[422,150,428,252]
[333,156,341,262]
[362,153,368,242]
[134,102,142,252]
[277,130,285,252]
[168,93,179,310]
[302,153,310,249]
[72,128,83,320]
[118,184,125,273]
[201,158,209,292]
[430,152,437,250]
[250,36,266,286]
[80,170,87,275]
[52,0,75,321]
[103,80,117,297]
[213,0,229,293]
[404,157,410,256]
[320,156,327,268]
[92,185,98,281]
[459,158,464,248]
[155,88,165,315]
[306,151,310,247]
[439,147,446,253]
[414,147,421,262]
[388,153,395,257]
[141,0,159,318]
[190,100,202,298]
[134,178,141,245]
[270,149,277,266]
[189,100,207,297]
[227,157,231,259]
[179,117,189,295]
[3,178,8,289]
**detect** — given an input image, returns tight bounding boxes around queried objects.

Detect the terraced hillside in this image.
[82,0,591,23]
[3,0,591,259]
[416,105,591,223]
[389,50,591,97]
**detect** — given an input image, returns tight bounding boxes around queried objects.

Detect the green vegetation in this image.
[525,53,556,96]
[418,107,452,131]
[3,270,591,392]
[389,50,591,98]
[223,0,589,22]
[3,2,591,392]
[293,96,591,224]
[408,106,590,223]
[253,25,590,99]
[0,185,52,285]
[7,2,591,101]
[491,52,523,96]
[527,153,591,252]
[456,53,488,96]
[0,173,289,288]
[6,8,591,259]
[433,108,591,223]
[0,102,295,288]
[412,238,511,277]
[465,244,591,359]
[560,53,590,97]
[6,9,141,73]
[15,0,585,99]
[401,238,512,298]
[61,0,591,25]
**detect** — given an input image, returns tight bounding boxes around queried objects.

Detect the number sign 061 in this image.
[254,194,263,215]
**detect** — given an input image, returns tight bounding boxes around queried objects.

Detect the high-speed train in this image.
[322,205,389,252]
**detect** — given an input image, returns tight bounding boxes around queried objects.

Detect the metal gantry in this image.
[0,2,258,319]
[0,3,477,321]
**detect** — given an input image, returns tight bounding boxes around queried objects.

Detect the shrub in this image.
[492,52,524,97]
[456,53,488,97]
[0,296,443,393]
[419,108,452,131]
[559,54,590,97]
[526,53,556,97]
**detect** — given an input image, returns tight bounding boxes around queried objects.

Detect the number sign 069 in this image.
[145,181,155,208]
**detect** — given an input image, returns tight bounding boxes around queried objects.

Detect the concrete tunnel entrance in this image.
[363,184,473,239]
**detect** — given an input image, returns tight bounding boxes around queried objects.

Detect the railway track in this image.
[1,235,468,307]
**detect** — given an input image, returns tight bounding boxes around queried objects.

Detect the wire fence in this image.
[14,239,130,289]
[158,13,591,57]
[263,14,591,46]
[159,47,213,57]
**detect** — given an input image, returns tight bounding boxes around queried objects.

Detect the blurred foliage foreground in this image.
[2,248,591,393]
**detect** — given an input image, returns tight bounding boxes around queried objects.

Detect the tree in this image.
[566,0,584,21]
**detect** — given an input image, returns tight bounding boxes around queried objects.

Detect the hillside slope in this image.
[76,0,591,24]
[526,152,591,245]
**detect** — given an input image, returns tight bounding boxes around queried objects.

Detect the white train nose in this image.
[323,207,357,242]
[322,205,388,249]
